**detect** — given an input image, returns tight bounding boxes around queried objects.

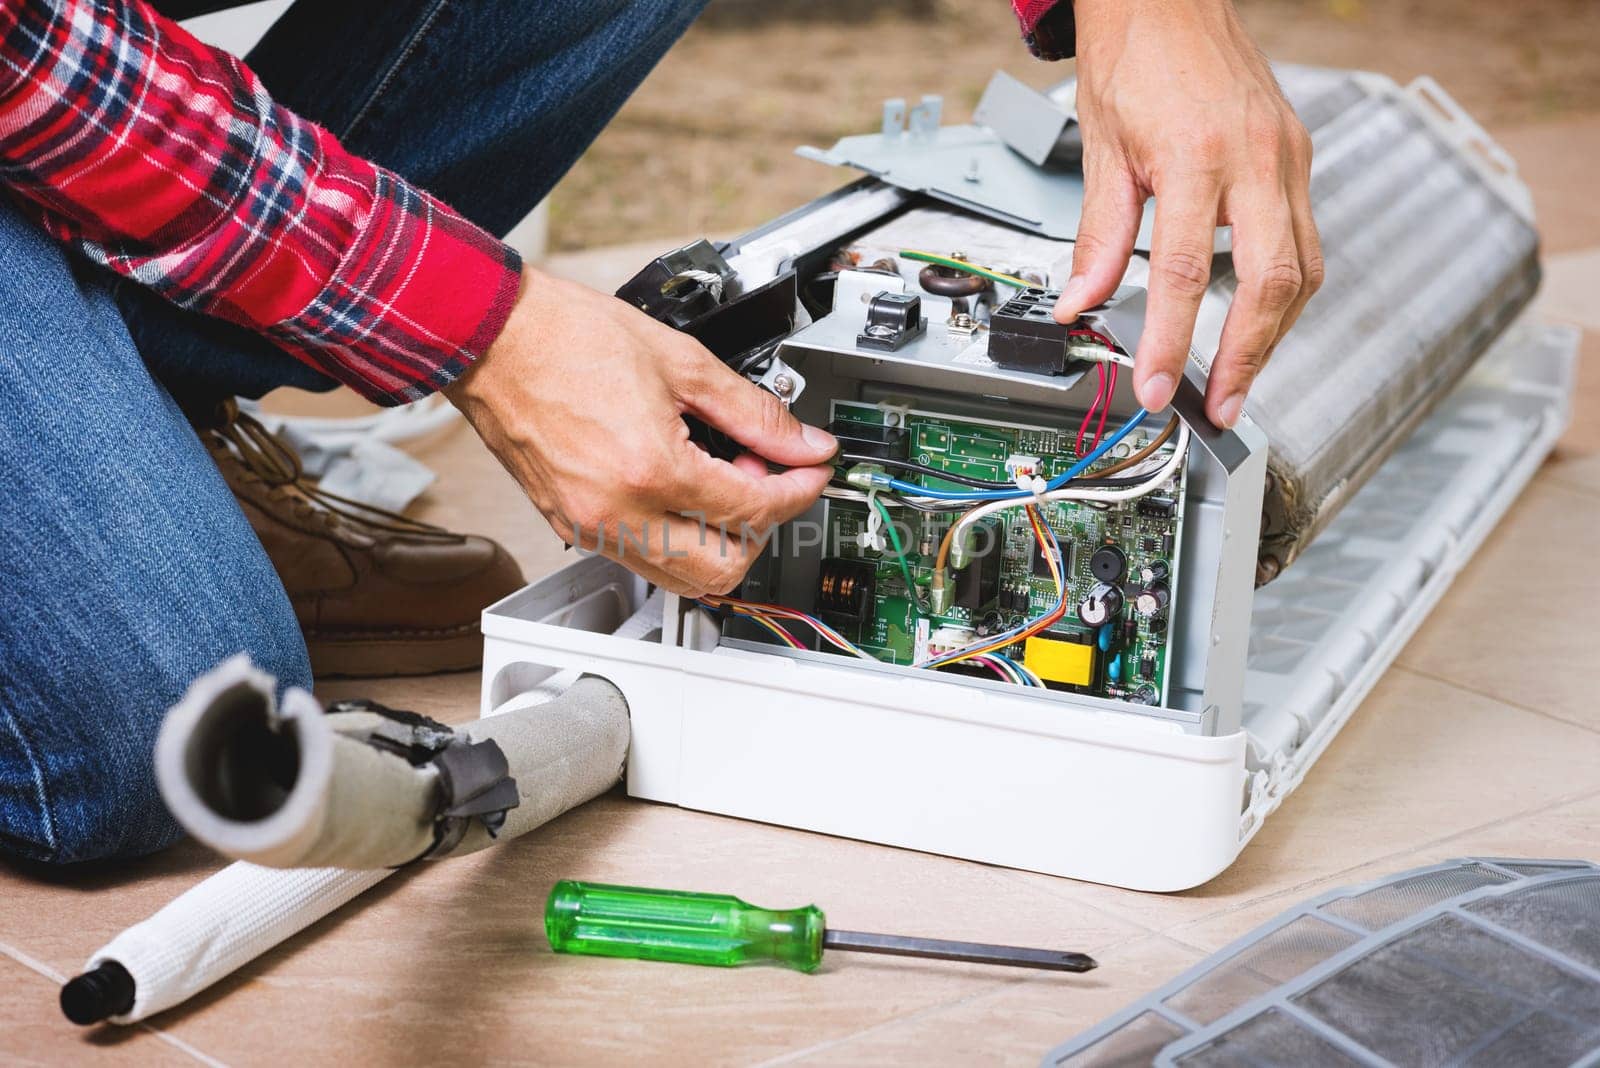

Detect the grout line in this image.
[0,939,65,983]
[1,940,231,1068]
[748,928,1167,1067]
[146,1029,231,1068]
[1397,663,1600,737]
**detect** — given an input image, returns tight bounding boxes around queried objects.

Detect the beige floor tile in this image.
[778,934,1202,1067]
[0,841,224,978]
[314,669,482,725]
[0,954,204,1066]
[1548,449,1600,496]
[990,666,1600,936]
[1539,247,1600,333]
[1490,118,1600,256]
[59,797,1143,1066]
[1398,476,1600,732]
[1171,788,1600,956]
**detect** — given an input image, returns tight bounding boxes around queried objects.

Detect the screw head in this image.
[772,373,795,396]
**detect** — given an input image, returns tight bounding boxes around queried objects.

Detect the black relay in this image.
[987,287,1073,374]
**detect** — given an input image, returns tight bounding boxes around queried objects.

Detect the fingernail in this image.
[1216,393,1245,429]
[802,423,837,455]
[1141,372,1176,411]
[1054,277,1088,320]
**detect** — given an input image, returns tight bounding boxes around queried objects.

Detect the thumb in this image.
[675,350,836,468]
[1055,156,1144,323]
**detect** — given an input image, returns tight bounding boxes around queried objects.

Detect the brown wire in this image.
[1091,416,1178,477]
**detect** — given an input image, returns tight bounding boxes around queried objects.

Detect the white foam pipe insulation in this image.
[61,593,659,1026]
[152,656,628,869]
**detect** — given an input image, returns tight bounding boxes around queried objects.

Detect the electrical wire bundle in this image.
[697,594,877,662]
[1066,327,1129,457]
[921,506,1067,672]
[706,405,1188,688]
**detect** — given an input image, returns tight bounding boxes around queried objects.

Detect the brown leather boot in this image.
[200,401,524,677]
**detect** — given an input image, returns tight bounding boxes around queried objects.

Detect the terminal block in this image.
[988,288,1070,374]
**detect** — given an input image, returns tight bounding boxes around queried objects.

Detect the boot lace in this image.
[207,400,458,542]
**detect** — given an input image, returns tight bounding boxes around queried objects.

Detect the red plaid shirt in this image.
[0,0,1068,406]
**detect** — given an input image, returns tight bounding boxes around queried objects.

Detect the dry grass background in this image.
[547,0,1600,251]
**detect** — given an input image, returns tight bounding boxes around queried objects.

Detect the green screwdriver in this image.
[545,881,1097,974]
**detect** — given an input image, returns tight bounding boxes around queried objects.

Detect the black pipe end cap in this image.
[60,960,135,1025]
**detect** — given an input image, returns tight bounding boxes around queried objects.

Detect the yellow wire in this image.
[898,249,1035,290]
[749,613,804,649]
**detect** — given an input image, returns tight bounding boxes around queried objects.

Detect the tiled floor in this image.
[5,141,1600,1068]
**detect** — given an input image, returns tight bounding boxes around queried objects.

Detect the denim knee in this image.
[0,578,309,866]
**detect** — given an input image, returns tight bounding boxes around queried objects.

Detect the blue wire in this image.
[989,654,1034,686]
[877,409,1151,502]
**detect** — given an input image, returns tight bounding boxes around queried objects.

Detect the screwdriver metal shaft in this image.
[822,929,1097,972]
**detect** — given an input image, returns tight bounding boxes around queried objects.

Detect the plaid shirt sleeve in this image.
[0,0,521,406]
[1013,0,1077,61]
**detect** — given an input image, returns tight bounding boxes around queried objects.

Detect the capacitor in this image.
[1130,685,1159,705]
[1078,583,1124,627]
[1138,560,1170,585]
[1134,581,1170,617]
[1090,544,1127,583]
[1108,654,1123,684]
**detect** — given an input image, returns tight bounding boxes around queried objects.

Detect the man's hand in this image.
[446,270,837,597]
[1053,0,1323,428]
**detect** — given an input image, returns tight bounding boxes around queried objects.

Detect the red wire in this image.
[1093,362,1116,449]
[1065,327,1121,455]
[1075,361,1106,457]
[966,656,1014,683]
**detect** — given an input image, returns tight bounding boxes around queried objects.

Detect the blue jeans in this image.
[0,0,706,864]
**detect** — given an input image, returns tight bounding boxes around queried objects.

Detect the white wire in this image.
[942,422,1190,555]
[825,424,1185,519]
[1075,349,1136,369]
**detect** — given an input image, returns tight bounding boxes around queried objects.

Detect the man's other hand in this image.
[1053,0,1324,429]
[446,270,837,597]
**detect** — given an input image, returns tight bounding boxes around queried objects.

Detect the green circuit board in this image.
[818,400,1187,704]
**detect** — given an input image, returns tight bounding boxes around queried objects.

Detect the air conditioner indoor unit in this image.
[476,67,1574,892]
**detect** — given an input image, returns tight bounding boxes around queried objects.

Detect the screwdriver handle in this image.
[545,881,826,972]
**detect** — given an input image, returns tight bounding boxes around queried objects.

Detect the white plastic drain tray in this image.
[476,321,1574,892]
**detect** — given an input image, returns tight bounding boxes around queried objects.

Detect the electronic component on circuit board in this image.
[1078,583,1124,628]
[1089,544,1127,584]
[817,558,876,622]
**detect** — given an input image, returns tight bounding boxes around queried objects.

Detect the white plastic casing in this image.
[478,321,1573,893]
